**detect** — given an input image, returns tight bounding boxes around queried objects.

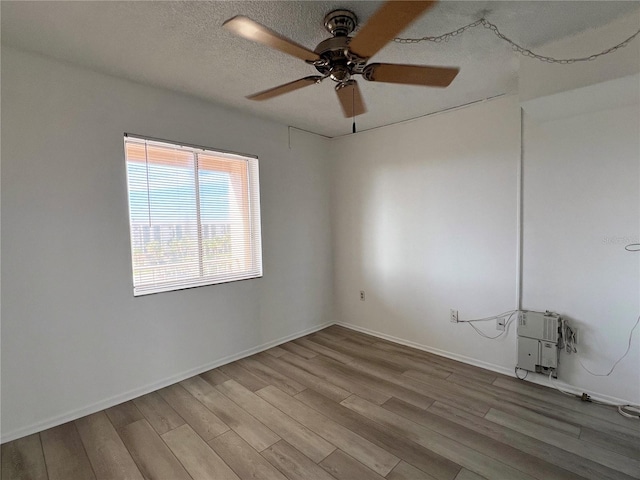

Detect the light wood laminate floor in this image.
[2,325,639,480]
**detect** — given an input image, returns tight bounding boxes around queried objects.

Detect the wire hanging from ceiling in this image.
[395,18,640,64]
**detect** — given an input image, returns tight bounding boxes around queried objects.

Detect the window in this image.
[124,135,262,296]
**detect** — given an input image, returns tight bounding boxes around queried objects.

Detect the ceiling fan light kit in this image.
[222,0,460,125]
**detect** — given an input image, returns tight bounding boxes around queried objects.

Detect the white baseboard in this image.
[335,322,514,377]
[1,321,333,444]
[516,371,635,406]
[335,322,635,406]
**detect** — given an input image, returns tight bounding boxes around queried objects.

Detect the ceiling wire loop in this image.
[395,18,640,64]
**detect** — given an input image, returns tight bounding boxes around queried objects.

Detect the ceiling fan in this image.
[222,0,460,120]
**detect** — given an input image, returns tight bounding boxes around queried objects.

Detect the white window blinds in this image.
[124,135,262,296]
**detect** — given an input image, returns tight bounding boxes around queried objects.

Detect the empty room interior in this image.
[1,1,639,479]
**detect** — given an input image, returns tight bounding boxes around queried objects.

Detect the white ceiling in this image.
[2,1,638,137]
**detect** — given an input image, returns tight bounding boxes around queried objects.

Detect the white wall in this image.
[1,47,333,441]
[331,96,521,372]
[522,101,640,403]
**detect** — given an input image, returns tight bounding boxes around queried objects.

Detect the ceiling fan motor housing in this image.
[315,11,367,84]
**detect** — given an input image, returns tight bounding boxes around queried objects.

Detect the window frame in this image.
[123,133,263,296]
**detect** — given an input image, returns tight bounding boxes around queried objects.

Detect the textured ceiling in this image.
[2,1,639,137]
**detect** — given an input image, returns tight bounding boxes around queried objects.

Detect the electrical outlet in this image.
[450,309,458,323]
[360,290,365,301]
[496,318,506,331]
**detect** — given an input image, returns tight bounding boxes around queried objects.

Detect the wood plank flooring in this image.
[3,325,639,480]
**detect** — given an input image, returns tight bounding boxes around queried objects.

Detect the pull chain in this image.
[352,86,356,134]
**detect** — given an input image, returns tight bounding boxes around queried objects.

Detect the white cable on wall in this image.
[550,315,640,419]
[577,315,639,377]
[457,310,521,340]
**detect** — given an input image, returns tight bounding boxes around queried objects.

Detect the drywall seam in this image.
[336,322,636,406]
[0,320,334,444]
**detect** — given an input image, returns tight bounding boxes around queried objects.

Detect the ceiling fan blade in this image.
[247,76,323,101]
[349,1,436,59]
[335,81,367,118]
[363,63,459,87]
[223,16,320,62]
